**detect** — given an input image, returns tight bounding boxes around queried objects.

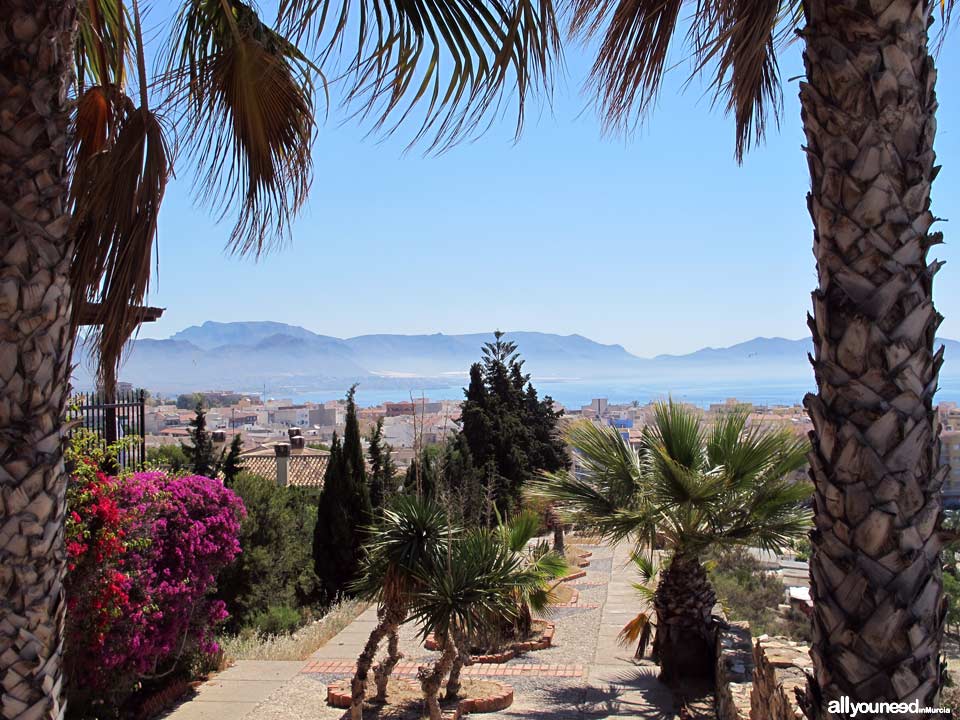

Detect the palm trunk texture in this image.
[652,554,716,686]
[0,2,77,719]
[800,0,946,714]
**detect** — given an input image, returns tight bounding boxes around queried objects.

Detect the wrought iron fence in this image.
[68,389,147,469]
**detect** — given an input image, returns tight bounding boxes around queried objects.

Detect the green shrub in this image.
[250,606,303,637]
[216,473,321,632]
[145,444,189,472]
[708,547,786,637]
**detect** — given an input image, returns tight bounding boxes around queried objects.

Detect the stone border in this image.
[326,678,513,715]
[424,622,555,662]
[559,569,587,582]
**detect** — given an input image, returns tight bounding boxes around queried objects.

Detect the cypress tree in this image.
[368,418,396,510]
[220,434,244,486]
[183,402,217,477]
[313,387,372,603]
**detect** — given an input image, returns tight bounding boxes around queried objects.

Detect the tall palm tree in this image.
[531,402,811,684]
[566,0,954,711]
[409,529,524,720]
[0,1,556,717]
[348,496,451,720]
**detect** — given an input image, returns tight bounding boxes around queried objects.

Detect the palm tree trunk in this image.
[349,606,392,720]
[550,505,565,555]
[800,0,946,713]
[652,553,716,686]
[0,3,77,720]
[372,609,404,702]
[418,631,456,720]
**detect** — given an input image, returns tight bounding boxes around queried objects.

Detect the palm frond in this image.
[646,399,704,472]
[75,0,130,90]
[566,419,642,504]
[571,0,683,131]
[690,0,787,161]
[617,611,653,657]
[70,105,172,391]
[501,509,542,553]
[69,0,173,390]
[166,0,317,255]
[277,0,559,151]
[574,0,801,161]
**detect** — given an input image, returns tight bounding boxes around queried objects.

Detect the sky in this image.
[139,5,960,358]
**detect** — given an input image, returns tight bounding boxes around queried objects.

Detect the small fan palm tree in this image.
[531,401,811,685]
[409,529,524,719]
[494,510,568,640]
[347,496,452,719]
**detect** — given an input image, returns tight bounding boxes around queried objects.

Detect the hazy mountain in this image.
[69,321,960,394]
[346,331,639,376]
[171,321,334,349]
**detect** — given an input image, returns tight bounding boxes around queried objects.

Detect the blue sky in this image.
[140,7,960,357]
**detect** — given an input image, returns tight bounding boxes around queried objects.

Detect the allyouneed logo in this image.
[827,697,951,717]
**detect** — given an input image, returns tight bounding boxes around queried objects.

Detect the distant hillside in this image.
[69,321,960,394]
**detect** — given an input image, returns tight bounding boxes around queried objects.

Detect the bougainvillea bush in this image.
[64,433,245,718]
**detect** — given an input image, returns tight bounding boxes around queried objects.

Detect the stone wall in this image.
[714,623,811,720]
[749,637,809,720]
[715,621,753,720]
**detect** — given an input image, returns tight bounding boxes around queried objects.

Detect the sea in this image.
[288,376,960,410]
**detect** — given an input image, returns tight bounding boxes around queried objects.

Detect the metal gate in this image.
[68,389,147,469]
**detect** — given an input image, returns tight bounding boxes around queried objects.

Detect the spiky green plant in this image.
[531,400,811,685]
[347,496,452,718]
[409,529,524,719]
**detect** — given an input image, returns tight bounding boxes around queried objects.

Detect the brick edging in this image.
[326,678,513,715]
[424,622,555,660]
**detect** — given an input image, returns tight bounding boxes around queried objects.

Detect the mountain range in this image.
[70,321,960,395]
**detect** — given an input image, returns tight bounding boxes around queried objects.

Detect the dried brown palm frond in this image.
[277,0,559,152]
[166,0,317,256]
[70,106,172,390]
[71,85,130,167]
[69,0,174,390]
[571,0,800,162]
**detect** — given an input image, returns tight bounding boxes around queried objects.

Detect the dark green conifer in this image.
[313,387,372,603]
[368,418,396,509]
[183,402,217,477]
[221,434,244,486]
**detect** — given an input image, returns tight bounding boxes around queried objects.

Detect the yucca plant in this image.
[531,401,811,685]
[408,529,523,719]
[347,496,452,719]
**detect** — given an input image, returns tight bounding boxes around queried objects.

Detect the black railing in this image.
[68,389,147,469]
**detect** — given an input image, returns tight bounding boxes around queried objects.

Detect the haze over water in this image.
[289,378,960,410]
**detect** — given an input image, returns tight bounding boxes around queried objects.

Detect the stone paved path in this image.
[165,540,712,719]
